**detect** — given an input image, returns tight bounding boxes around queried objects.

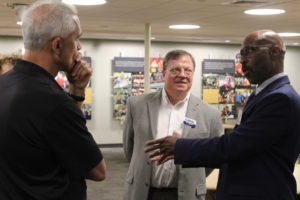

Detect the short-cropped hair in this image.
[163,49,195,71]
[22,0,78,50]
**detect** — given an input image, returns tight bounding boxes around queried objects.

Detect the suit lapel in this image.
[147,90,162,139]
[182,95,198,138]
[243,76,290,114]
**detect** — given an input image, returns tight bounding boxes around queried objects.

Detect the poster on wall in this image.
[150,58,164,88]
[113,72,132,89]
[201,59,256,121]
[112,57,165,121]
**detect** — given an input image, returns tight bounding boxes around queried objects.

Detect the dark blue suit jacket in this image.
[174,76,300,200]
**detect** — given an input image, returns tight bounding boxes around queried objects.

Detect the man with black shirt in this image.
[0,0,106,199]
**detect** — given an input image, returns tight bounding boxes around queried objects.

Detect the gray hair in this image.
[22,0,78,50]
[163,49,196,71]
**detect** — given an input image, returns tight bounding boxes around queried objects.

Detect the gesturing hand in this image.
[144,131,180,165]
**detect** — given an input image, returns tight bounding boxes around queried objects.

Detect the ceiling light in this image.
[16,21,22,26]
[169,25,200,29]
[225,40,231,43]
[62,0,106,5]
[244,9,285,15]
[278,33,300,37]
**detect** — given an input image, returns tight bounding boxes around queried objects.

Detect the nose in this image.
[77,42,82,51]
[177,69,187,77]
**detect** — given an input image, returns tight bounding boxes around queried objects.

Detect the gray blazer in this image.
[123,90,223,200]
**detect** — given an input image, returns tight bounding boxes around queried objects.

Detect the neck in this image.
[164,88,188,105]
[23,49,58,77]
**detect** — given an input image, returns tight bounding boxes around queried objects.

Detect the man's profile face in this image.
[240,34,274,84]
[58,17,82,73]
[163,54,194,97]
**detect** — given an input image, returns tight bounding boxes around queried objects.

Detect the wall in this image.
[1,36,300,144]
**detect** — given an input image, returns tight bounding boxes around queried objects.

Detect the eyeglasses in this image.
[236,44,274,59]
[168,67,194,77]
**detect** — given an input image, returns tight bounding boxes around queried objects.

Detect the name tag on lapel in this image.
[184,117,196,128]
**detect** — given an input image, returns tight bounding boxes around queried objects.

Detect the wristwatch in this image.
[68,93,85,102]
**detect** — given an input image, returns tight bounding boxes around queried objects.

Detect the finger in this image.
[70,60,82,77]
[148,150,161,159]
[158,155,174,165]
[144,144,160,153]
[75,52,82,62]
[150,155,162,162]
[172,131,181,138]
[145,137,165,146]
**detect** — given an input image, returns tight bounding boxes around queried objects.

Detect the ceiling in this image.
[1,0,300,45]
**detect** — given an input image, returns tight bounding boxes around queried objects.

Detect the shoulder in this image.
[189,94,219,113]
[128,90,160,105]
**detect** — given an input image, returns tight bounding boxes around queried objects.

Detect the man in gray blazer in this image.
[123,49,223,200]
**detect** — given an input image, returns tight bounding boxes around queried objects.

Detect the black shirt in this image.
[0,60,103,200]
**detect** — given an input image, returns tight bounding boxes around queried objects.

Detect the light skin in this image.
[0,60,14,74]
[23,14,106,181]
[163,54,194,105]
[144,30,285,165]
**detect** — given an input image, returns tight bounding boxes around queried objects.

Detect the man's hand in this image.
[68,59,92,91]
[144,131,180,165]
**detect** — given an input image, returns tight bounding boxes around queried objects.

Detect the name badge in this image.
[184,117,196,128]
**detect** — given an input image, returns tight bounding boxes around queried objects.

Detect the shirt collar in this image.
[255,72,286,95]
[162,88,190,106]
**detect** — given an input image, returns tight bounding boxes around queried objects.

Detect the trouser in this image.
[148,187,178,200]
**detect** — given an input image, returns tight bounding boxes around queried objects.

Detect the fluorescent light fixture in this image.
[278,33,300,37]
[169,25,200,29]
[17,21,22,26]
[62,0,106,5]
[225,40,231,43]
[244,9,285,15]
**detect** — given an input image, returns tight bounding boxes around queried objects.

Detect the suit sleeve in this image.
[175,93,291,167]
[123,97,134,162]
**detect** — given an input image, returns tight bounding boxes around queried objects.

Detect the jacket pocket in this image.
[196,183,207,196]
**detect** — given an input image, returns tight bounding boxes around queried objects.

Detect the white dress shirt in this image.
[151,88,190,188]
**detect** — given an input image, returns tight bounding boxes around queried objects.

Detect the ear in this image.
[162,69,166,80]
[270,45,281,57]
[51,36,63,56]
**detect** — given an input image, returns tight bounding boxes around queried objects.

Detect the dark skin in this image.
[144,29,286,165]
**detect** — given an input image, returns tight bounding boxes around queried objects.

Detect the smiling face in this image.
[163,54,194,98]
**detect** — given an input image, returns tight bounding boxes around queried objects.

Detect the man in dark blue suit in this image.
[145,30,300,200]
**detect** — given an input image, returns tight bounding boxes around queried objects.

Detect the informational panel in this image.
[112,57,164,120]
[202,59,255,121]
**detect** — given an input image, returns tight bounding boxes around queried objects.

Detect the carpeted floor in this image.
[86,147,129,200]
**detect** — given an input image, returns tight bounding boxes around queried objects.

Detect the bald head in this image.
[240,30,286,84]
[244,30,285,51]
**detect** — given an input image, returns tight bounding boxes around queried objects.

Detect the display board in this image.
[202,59,255,121]
[112,57,164,120]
